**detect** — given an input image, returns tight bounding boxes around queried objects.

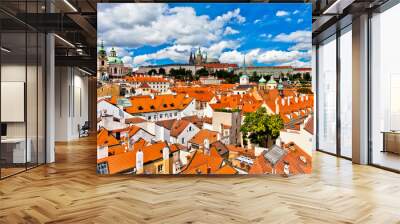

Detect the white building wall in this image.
[278,129,313,156]
[175,123,200,146]
[130,129,154,144]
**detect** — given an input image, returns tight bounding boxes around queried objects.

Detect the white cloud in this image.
[276,10,289,17]
[207,40,240,58]
[280,60,311,68]
[133,44,192,65]
[285,18,292,22]
[133,40,239,66]
[122,56,133,66]
[219,49,260,65]
[259,33,273,39]
[219,49,310,66]
[293,10,300,15]
[253,19,261,24]
[98,4,246,48]
[297,18,304,23]
[288,42,311,51]
[223,26,239,35]
[273,30,311,43]
[257,50,310,64]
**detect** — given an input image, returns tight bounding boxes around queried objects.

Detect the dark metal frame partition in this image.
[0,0,48,179]
[314,17,352,161]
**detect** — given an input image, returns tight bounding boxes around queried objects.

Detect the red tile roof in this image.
[97,141,180,174]
[304,116,314,135]
[248,155,273,174]
[203,63,238,69]
[97,128,119,147]
[189,129,219,146]
[125,94,193,114]
[181,148,224,174]
[125,75,169,83]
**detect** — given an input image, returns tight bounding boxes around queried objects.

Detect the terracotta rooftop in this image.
[97,128,119,147]
[124,94,193,114]
[97,141,180,174]
[125,76,169,83]
[304,116,314,135]
[180,147,224,174]
[189,129,219,146]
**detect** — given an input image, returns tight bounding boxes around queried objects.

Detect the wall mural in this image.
[96,3,313,175]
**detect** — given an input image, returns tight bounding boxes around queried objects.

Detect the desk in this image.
[382,131,400,154]
[1,138,31,163]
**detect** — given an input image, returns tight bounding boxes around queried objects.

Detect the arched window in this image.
[114,67,117,74]
[101,60,104,66]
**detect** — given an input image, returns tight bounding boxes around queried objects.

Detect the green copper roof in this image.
[98,40,106,55]
[108,56,123,64]
[259,76,266,83]
[267,76,277,84]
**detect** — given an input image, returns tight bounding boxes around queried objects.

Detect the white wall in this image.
[55,67,89,141]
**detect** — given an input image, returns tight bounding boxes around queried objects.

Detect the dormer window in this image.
[150,105,155,110]
[138,106,143,110]
[163,104,167,108]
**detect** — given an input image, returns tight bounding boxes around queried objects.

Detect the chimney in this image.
[136,149,144,174]
[275,98,280,114]
[295,96,298,103]
[287,97,290,106]
[301,94,304,102]
[217,132,221,141]
[162,146,169,161]
[160,127,165,141]
[283,162,290,176]
[204,138,210,155]
[281,98,285,106]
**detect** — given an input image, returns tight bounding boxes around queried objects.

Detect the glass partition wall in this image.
[316,25,353,159]
[370,3,400,171]
[0,1,46,179]
[317,35,337,155]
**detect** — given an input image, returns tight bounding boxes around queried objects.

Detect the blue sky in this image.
[98,3,312,68]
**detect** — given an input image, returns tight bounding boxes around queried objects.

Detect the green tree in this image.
[303,72,311,81]
[249,71,259,82]
[196,68,209,77]
[148,69,157,75]
[158,67,166,75]
[240,107,284,147]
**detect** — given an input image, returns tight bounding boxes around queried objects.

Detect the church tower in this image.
[189,51,194,65]
[239,56,249,85]
[195,47,203,65]
[97,40,108,81]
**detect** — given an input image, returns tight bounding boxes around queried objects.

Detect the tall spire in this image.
[189,51,193,65]
[243,55,247,75]
[110,47,116,57]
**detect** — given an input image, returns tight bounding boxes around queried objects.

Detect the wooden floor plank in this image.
[0,136,399,223]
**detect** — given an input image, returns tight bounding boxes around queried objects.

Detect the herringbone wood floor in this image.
[1,136,400,224]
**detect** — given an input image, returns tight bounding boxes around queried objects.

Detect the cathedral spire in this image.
[243,55,247,75]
